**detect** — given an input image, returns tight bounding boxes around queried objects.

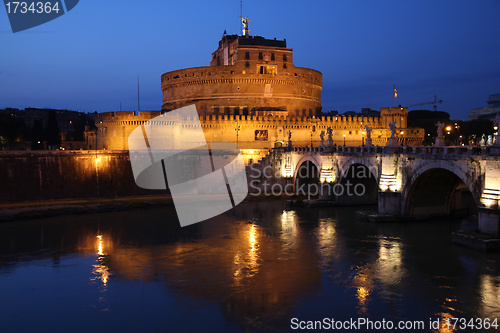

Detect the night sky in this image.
[1,0,499,120]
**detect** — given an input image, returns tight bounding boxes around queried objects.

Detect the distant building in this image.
[470,94,500,120]
[0,108,92,150]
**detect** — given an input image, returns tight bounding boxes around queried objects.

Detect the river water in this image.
[0,200,499,332]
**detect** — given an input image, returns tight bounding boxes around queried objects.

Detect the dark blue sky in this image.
[1,0,499,120]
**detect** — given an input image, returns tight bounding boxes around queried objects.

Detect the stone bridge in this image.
[247,145,500,236]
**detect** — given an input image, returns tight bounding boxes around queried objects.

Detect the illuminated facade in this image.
[92,23,424,163]
[161,34,322,117]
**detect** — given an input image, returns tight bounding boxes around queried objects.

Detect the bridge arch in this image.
[335,158,380,203]
[402,161,481,216]
[337,157,380,183]
[293,155,321,194]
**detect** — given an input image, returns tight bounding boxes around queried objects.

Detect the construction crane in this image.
[409,95,443,111]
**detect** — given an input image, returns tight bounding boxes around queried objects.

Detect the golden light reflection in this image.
[97,235,104,256]
[353,268,373,314]
[232,224,261,286]
[249,224,257,250]
[93,261,110,285]
[433,312,456,333]
[92,234,110,286]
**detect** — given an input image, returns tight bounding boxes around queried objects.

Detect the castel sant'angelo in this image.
[92,17,424,164]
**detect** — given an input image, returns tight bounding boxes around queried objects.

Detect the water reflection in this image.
[480,274,500,318]
[233,223,261,286]
[92,234,110,286]
[352,267,373,314]
[0,202,499,332]
[279,210,298,250]
[376,237,404,286]
[90,234,111,312]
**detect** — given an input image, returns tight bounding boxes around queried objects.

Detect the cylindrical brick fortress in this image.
[161,34,322,117]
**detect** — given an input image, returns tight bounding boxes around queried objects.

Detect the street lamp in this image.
[362,131,365,146]
[343,134,346,146]
[234,121,240,146]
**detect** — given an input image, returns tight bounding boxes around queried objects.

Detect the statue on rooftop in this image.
[240,16,250,30]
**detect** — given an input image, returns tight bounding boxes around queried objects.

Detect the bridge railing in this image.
[285,145,492,156]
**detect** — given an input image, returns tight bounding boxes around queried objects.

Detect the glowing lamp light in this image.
[282,165,293,178]
[481,188,500,208]
[96,158,101,163]
[379,174,399,191]
[446,126,452,132]
[494,126,498,131]
[320,169,334,183]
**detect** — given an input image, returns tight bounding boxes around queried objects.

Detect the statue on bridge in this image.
[320,130,325,147]
[287,130,293,148]
[387,121,400,147]
[494,114,500,147]
[435,122,445,146]
[327,127,334,147]
[365,125,373,139]
[365,125,373,147]
[389,121,397,138]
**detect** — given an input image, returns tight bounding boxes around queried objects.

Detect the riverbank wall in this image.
[0,151,166,204]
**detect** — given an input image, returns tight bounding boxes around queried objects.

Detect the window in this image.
[258,65,277,75]
[245,52,250,60]
[283,54,287,61]
[283,63,287,69]
[271,53,275,60]
[245,61,250,67]
[259,52,263,59]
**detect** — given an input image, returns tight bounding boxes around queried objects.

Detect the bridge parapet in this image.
[248,145,500,236]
